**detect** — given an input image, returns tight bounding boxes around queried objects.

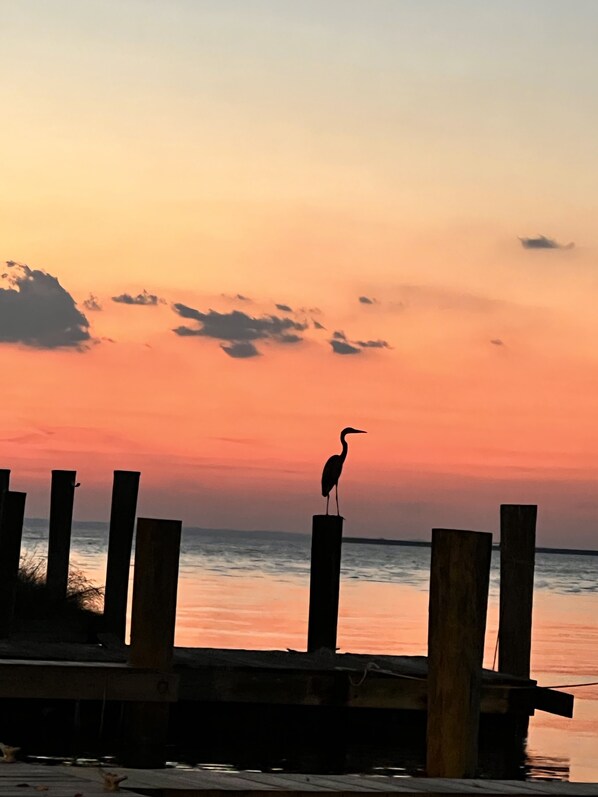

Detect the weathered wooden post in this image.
[46,470,77,599]
[103,470,141,640]
[499,504,537,678]
[307,514,344,653]
[122,517,182,768]
[427,528,492,778]
[0,491,26,638]
[0,469,10,494]
[0,470,10,518]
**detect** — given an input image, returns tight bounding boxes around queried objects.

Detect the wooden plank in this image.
[46,469,77,599]
[103,469,141,640]
[308,515,343,653]
[32,766,598,795]
[0,491,26,638]
[499,506,537,678]
[427,528,492,779]
[0,659,178,701]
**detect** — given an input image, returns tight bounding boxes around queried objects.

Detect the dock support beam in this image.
[307,514,343,653]
[427,528,492,778]
[123,517,182,768]
[0,491,26,638]
[103,470,141,640]
[499,504,537,678]
[46,470,77,599]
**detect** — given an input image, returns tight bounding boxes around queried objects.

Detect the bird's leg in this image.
[326,494,329,515]
[335,484,340,516]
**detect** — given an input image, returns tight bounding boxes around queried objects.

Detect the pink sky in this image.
[2,2,598,547]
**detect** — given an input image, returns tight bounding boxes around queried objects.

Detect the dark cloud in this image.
[83,294,102,311]
[172,304,307,357]
[355,339,390,349]
[358,296,377,305]
[275,303,293,312]
[330,328,390,354]
[313,319,326,330]
[0,262,90,349]
[112,290,161,306]
[519,235,574,250]
[173,306,307,341]
[490,338,504,346]
[330,339,361,355]
[221,341,260,358]
[236,294,251,302]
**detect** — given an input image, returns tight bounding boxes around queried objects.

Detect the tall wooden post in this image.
[0,470,10,518]
[46,470,77,599]
[307,514,343,653]
[427,528,492,779]
[499,505,537,678]
[0,491,26,638]
[0,470,10,494]
[103,470,141,640]
[123,517,182,768]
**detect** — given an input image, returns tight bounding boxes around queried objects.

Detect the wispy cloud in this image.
[83,294,102,311]
[0,262,90,349]
[355,339,390,349]
[275,303,293,312]
[519,235,574,250]
[490,338,504,346]
[358,295,377,305]
[112,290,162,306]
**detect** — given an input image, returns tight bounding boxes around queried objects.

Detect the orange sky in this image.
[2,2,598,546]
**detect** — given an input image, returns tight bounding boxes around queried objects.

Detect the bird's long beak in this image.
[353,429,367,434]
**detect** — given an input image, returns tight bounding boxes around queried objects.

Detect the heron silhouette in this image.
[321,427,366,515]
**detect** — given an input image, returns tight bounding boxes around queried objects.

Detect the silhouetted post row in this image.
[103,470,141,641]
[0,491,26,638]
[307,514,343,653]
[426,528,492,779]
[46,470,78,599]
[499,504,537,679]
[123,516,182,768]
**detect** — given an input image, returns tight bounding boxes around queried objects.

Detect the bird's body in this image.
[321,427,366,515]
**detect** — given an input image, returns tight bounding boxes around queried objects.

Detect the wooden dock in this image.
[0,763,597,797]
[0,643,574,717]
[0,469,578,776]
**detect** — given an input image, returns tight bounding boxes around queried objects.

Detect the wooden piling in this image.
[426,528,492,779]
[46,470,77,599]
[103,470,141,640]
[0,491,26,638]
[307,514,343,653]
[0,469,9,494]
[123,517,182,768]
[499,504,537,679]
[0,470,9,518]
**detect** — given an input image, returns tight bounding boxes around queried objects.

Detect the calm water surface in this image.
[22,522,598,782]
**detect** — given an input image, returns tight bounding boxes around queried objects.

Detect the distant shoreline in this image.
[344,536,598,557]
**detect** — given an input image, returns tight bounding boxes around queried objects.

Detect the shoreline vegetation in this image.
[14,555,102,639]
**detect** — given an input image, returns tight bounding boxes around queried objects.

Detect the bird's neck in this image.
[340,433,349,462]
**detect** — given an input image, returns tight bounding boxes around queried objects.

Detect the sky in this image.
[2,0,598,546]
